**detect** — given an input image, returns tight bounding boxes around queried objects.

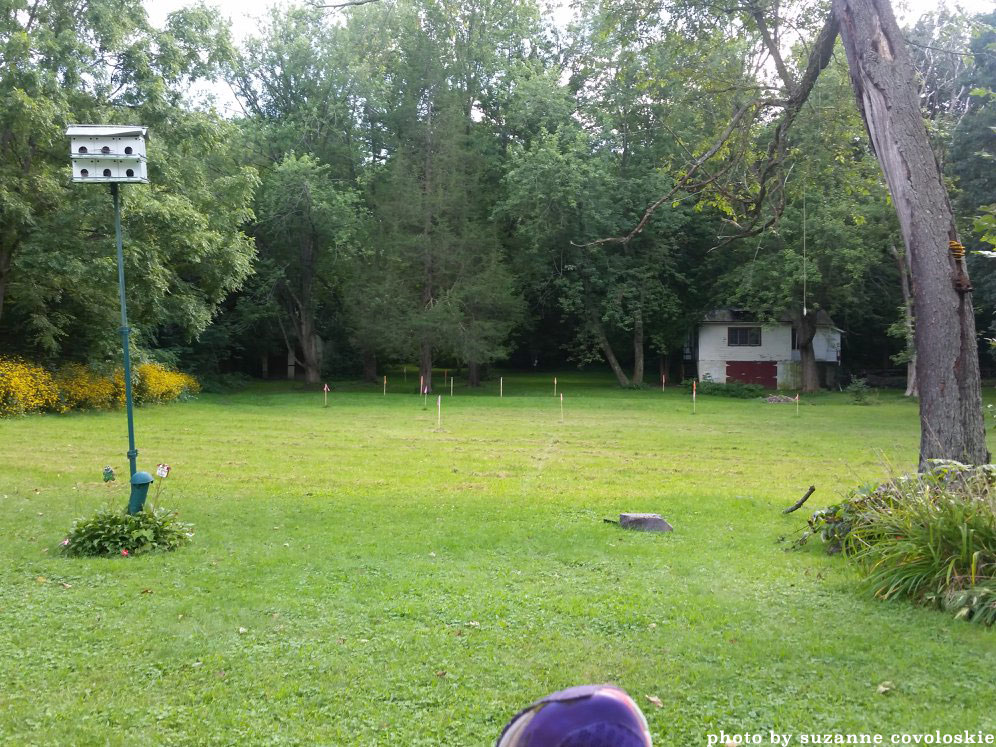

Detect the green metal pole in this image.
[112,183,138,478]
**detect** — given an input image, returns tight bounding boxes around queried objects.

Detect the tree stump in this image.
[619,513,673,532]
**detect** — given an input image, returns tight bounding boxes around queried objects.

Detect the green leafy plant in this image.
[844,377,875,404]
[60,508,193,558]
[795,461,996,625]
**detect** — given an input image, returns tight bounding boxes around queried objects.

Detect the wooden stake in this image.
[692,379,697,414]
[419,374,423,396]
[437,395,442,428]
[500,377,503,398]
[383,375,387,396]
[554,376,557,397]
[662,373,666,391]
[450,377,454,396]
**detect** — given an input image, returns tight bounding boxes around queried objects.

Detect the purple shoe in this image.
[496,684,653,747]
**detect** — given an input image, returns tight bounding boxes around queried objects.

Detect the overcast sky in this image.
[146,0,993,43]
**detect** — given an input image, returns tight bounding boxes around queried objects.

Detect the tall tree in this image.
[0,0,257,362]
[834,0,988,466]
[256,153,363,383]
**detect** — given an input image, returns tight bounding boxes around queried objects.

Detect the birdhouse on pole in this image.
[66,125,148,183]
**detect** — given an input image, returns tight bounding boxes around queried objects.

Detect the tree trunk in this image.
[467,361,481,387]
[890,244,918,398]
[796,310,820,393]
[834,0,988,467]
[362,349,377,383]
[300,324,322,385]
[419,341,433,393]
[0,243,11,324]
[593,319,630,387]
[632,310,645,385]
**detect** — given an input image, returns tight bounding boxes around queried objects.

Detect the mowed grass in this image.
[1,372,994,746]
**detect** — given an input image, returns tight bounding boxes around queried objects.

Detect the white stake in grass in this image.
[437,395,442,428]
[419,374,424,396]
[323,382,329,408]
[450,377,454,396]
[795,393,800,416]
[500,377,503,398]
[692,379,697,415]
[560,392,564,423]
[661,373,666,391]
[423,385,428,409]
[554,376,557,397]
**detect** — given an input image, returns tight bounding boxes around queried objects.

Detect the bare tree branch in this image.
[307,0,379,8]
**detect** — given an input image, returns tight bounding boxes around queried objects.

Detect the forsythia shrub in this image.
[54,364,118,411]
[0,357,59,416]
[135,362,201,403]
[0,358,199,416]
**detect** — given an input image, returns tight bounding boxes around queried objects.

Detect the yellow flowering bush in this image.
[135,363,201,403]
[0,358,59,416]
[53,364,118,411]
[0,358,199,416]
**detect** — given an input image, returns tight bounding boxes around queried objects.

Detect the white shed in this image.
[695,309,841,389]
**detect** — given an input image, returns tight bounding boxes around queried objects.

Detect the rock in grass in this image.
[619,513,673,532]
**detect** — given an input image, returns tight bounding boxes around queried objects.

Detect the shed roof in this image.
[702,308,836,327]
[66,125,147,138]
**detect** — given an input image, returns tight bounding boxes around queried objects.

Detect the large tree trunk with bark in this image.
[632,310,645,386]
[796,310,821,393]
[362,349,377,383]
[834,0,988,467]
[0,243,12,324]
[467,361,481,387]
[299,317,323,385]
[890,244,918,398]
[419,341,433,393]
[593,318,630,387]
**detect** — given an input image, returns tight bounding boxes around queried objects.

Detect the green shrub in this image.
[796,461,996,625]
[845,377,875,404]
[61,508,194,557]
[682,377,765,398]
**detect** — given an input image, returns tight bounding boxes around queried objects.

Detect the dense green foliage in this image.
[4,0,989,384]
[0,0,257,365]
[2,376,994,742]
[61,507,194,558]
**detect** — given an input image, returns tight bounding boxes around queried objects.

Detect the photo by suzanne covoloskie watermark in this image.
[705,730,996,745]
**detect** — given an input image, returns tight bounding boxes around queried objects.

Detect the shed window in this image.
[728,327,761,346]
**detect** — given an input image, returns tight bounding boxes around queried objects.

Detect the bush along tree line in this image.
[0,358,199,416]
[0,3,993,448]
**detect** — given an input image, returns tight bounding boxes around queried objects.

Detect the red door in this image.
[726,361,777,389]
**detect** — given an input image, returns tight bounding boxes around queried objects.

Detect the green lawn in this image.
[1,373,994,745]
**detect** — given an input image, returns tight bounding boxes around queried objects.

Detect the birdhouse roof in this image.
[66,125,147,138]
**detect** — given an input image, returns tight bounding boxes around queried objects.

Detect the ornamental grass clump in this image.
[61,507,193,558]
[798,461,996,625]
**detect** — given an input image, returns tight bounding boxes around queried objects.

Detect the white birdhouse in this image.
[66,125,149,183]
